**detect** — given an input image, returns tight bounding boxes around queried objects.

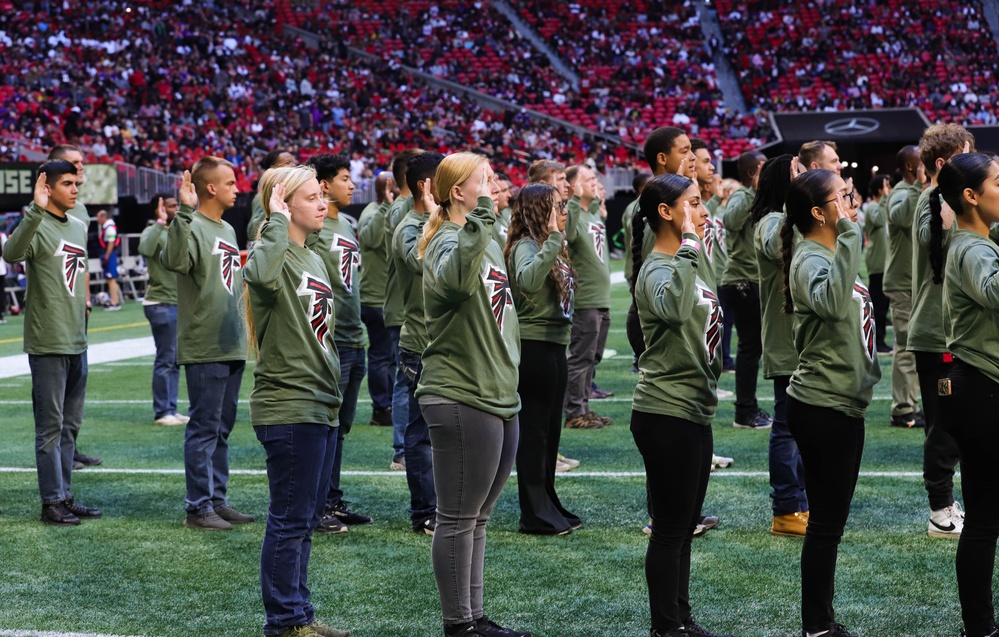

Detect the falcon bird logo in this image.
[854,282,876,362]
[556,258,575,318]
[55,240,87,295]
[484,264,514,332]
[587,221,606,262]
[704,219,716,260]
[330,233,360,292]
[297,273,335,351]
[700,284,723,364]
[212,238,241,295]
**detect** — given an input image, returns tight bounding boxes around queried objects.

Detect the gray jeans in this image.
[421,397,519,625]
[29,353,88,504]
[564,307,611,419]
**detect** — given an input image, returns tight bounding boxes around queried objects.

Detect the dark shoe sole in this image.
[732,422,772,429]
[183,519,231,531]
[40,516,80,526]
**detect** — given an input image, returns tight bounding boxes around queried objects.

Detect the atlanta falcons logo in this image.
[483,264,514,332]
[556,258,575,318]
[703,219,716,259]
[297,273,335,352]
[854,282,876,362]
[330,233,360,292]
[699,284,723,364]
[55,240,87,296]
[713,218,727,257]
[212,238,241,296]
[587,221,606,262]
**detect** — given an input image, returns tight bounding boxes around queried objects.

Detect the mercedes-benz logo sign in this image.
[823,117,881,137]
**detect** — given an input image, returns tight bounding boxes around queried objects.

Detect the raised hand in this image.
[477,166,493,200]
[156,197,167,222]
[421,177,436,212]
[676,156,689,178]
[572,174,584,199]
[680,200,696,236]
[710,174,723,199]
[790,157,803,180]
[178,170,198,207]
[548,204,560,233]
[269,182,291,220]
[383,177,396,204]
[33,173,49,209]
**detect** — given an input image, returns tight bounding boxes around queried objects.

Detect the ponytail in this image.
[418,204,448,258]
[928,187,945,285]
[780,217,796,314]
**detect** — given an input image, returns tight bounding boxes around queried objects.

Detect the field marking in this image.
[0,631,160,637]
[0,321,148,345]
[0,337,156,379]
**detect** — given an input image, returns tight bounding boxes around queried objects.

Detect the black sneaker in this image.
[73,452,103,467]
[693,515,719,537]
[890,411,925,429]
[63,498,102,519]
[475,615,532,637]
[733,409,773,429]
[821,623,859,637]
[333,503,372,526]
[414,517,436,536]
[215,505,255,524]
[370,406,393,426]
[40,502,80,526]
[315,512,348,534]
[683,620,732,637]
[876,343,893,354]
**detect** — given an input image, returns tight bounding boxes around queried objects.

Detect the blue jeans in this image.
[360,305,395,410]
[29,353,87,504]
[255,423,338,635]
[184,361,244,514]
[399,348,437,527]
[326,345,366,510]
[388,325,408,460]
[769,376,808,515]
[144,304,179,419]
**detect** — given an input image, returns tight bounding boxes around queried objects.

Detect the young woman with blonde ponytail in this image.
[416,152,529,637]
[242,165,350,637]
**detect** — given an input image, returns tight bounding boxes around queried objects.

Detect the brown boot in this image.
[771,511,808,537]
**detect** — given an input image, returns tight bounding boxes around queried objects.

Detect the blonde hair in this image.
[418,152,488,258]
[245,164,319,356]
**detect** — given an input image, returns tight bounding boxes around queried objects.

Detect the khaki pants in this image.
[885,289,920,416]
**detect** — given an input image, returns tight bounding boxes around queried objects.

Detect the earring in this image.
[819,219,825,227]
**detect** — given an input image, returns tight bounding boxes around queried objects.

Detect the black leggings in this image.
[787,397,865,633]
[631,411,712,632]
[516,340,580,534]
[942,360,999,636]
[718,281,762,420]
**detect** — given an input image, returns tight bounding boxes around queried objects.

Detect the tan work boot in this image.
[771,511,808,537]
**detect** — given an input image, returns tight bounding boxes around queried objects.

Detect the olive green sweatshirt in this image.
[565,195,611,309]
[161,203,247,364]
[704,196,727,287]
[492,210,510,250]
[357,200,390,307]
[884,179,921,292]
[306,213,364,348]
[243,213,342,427]
[787,219,882,418]
[632,237,723,425]
[622,196,641,281]
[417,197,521,419]
[3,202,89,355]
[382,195,414,327]
[862,198,888,276]
[138,222,178,305]
[720,185,757,284]
[509,232,573,345]
[68,201,90,226]
[247,192,265,243]
[755,211,797,378]
[945,230,999,385]
[394,208,431,354]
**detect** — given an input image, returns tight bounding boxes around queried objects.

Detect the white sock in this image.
[806,631,830,637]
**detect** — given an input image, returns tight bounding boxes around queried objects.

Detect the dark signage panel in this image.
[773,109,932,144]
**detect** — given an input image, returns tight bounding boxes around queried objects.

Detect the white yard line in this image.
[0,631,162,637]
[0,337,156,379]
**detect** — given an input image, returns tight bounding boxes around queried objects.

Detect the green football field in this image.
[0,274,972,637]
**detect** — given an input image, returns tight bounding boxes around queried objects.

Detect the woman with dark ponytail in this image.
[750,155,809,538]
[930,152,999,637]
[781,169,881,637]
[630,173,731,637]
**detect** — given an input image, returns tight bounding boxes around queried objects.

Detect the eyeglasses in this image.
[557,201,568,214]
[821,190,856,207]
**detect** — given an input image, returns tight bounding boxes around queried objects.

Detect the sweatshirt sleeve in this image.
[242,213,290,298]
[960,241,999,312]
[428,198,496,303]
[359,200,389,248]
[161,203,197,274]
[564,195,582,243]
[512,233,562,294]
[2,202,46,263]
[797,218,862,321]
[138,222,166,258]
[397,217,425,275]
[642,235,701,328]
[888,188,914,229]
[758,213,784,264]
[721,189,751,233]
[914,198,938,250]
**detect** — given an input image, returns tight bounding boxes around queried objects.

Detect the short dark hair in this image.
[690,138,709,153]
[737,151,767,184]
[896,145,920,171]
[38,159,78,182]
[260,149,292,171]
[306,153,351,182]
[643,127,686,170]
[48,144,81,161]
[868,174,889,196]
[392,149,425,189]
[406,152,445,196]
[632,172,651,193]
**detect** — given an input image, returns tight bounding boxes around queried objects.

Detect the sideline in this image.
[0,631,162,637]
[0,336,155,379]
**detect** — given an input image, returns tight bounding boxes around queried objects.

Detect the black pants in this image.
[631,411,712,632]
[627,300,645,360]
[941,360,999,637]
[868,273,889,348]
[914,351,960,511]
[516,340,580,534]
[718,281,762,420]
[787,397,864,633]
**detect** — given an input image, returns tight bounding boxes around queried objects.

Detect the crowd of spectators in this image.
[715,0,999,126]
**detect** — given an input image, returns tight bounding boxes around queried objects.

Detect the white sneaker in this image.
[557,453,580,470]
[928,503,964,538]
[173,413,190,424]
[154,414,184,426]
[712,454,734,469]
[555,459,572,473]
[717,388,734,399]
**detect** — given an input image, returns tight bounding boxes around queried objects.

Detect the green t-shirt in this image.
[394,208,431,354]
[632,239,722,425]
[755,211,797,378]
[382,195,414,327]
[787,219,882,418]
[720,185,757,285]
[945,230,999,385]
[243,213,342,427]
[622,196,641,281]
[3,202,88,355]
[417,198,521,419]
[306,214,364,348]
[509,233,573,345]
[357,200,390,307]
[862,199,888,276]
[161,204,247,364]
[884,180,921,292]
[138,222,178,305]
[247,192,265,244]
[565,195,611,309]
